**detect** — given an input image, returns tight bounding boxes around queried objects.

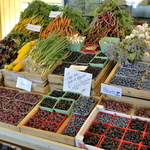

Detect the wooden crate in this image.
[18,96,102,146]
[48,61,116,89]
[0,86,44,132]
[4,77,50,94]
[48,61,116,96]
[104,62,150,100]
[2,69,51,84]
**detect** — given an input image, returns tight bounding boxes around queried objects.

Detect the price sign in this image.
[26,24,42,32]
[101,83,122,97]
[63,68,92,96]
[49,11,62,18]
[16,77,32,92]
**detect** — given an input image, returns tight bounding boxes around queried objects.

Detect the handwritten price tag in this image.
[16,77,32,92]
[63,68,92,96]
[49,11,62,18]
[26,24,42,32]
[101,83,122,97]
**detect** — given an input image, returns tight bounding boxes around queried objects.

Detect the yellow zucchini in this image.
[13,62,24,72]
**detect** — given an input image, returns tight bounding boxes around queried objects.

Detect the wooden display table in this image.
[0,126,83,150]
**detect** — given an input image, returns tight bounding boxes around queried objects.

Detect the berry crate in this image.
[53,97,75,116]
[104,62,150,99]
[39,96,59,112]
[18,105,77,146]
[89,57,109,68]
[48,60,116,96]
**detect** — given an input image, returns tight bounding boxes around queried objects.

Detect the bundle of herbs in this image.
[106,37,148,65]
[24,32,69,74]
[84,0,133,44]
[62,4,86,34]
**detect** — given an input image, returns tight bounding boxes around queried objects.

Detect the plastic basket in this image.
[54,97,75,116]
[68,36,85,52]
[39,96,59,112]
[99,37,120,52]
[89,57,109,68]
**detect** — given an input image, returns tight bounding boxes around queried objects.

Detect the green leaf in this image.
[12,39,21,46]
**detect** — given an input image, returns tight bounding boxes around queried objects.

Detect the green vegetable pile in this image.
[94,0,133,38]
[63,4,86,34]
[20,0,61,28]
[24,32,68,74]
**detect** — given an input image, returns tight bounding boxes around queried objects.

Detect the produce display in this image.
[25,109,66,132]
[48,89,65,97]
[20,0,60,28]
[110,62,150,90]
[82,111,150,149]
[2,0,150,149]
[75,53,95,65]
[73,96,96,117]
[135,107,150,118]
[63,92,81,101]
[62,4,86,34]
[24,32,68,74]
[0,87,42,125]
[104,100,132,114]
[62,52,82,63]
[0,32,30,69]
[62,126,79,137]
[51,63,71,76]
[5,41,36,72]
[39,96,58,110]
[84,0,132,44]
[40,15,79,39]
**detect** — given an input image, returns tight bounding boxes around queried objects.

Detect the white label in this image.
[16,77,32,92]
[49,11,62,18]
[101,83,122,97]
[26,24,42,32]
[63,68,92,96]
[69,65,87,71]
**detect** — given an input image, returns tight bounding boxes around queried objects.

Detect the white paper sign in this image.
[49,11,62,18]
[63,68,92,96]
[69,65,87,71]
[16,77,32,92]
[26,24,42,32]
[101,83,122,97]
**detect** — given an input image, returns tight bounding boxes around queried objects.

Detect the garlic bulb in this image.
[130,34,135,38]
[146,36,150,41]
[138,34,145,39]
[144,52,150,57]
[142,23,148,28]
[125,36,131,40]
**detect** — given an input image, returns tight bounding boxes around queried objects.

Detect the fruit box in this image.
[48,60,116,90]
[75,104,150,150]
[3,77,50,94]
[89,57,109,68]
[39,96,59,112]
[53,97,75,116]
[104,62,150,100]
[18,105,77,146]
